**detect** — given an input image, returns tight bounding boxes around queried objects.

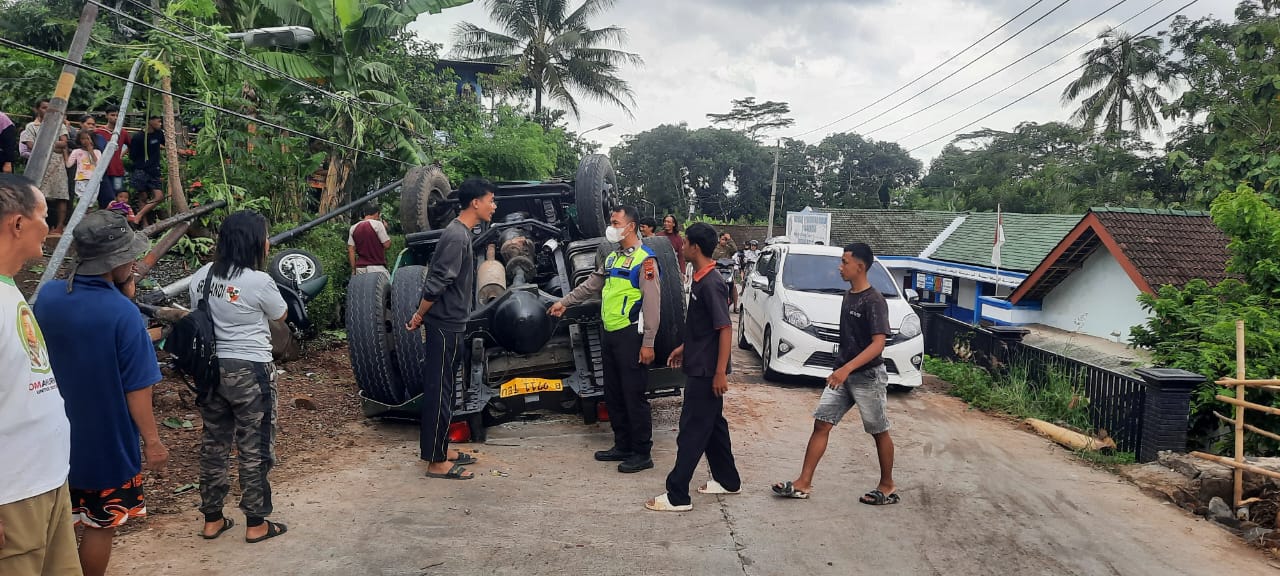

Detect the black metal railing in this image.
[917,307,1146,454]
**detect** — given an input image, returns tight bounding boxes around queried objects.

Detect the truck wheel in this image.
[467,412,487,443]
[574,154,616,238]
[270,249,323,286]
[581,397,600,425]
[401,166,453,235]
[643,236,686,368]
[391,265,431,398]
[346,272,405,404]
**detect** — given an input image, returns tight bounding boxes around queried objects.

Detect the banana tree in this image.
[242,0,476,211]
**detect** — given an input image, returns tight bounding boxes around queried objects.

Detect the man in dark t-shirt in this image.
[646,223,741,512]
[128,116,165,223]
[406,178,497,481]
[772,242,898,505]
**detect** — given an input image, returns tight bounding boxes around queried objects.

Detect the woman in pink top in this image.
[66,132,102,231]
[660,214,687,278]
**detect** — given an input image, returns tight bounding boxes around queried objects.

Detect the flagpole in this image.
[993,204,1003,299]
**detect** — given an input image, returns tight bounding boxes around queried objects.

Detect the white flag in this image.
[992,205,1006,269]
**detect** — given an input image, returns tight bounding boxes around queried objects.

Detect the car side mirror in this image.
[905,288,920,303]
[750,276,770,292]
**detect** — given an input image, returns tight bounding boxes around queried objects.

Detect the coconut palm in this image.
[451,0,642,118]
[1061,28,1170,137]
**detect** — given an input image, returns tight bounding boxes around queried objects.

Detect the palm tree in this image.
[451,0,642,118]
[1061,28,1170,137]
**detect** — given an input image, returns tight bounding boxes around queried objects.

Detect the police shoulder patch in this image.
[643,258,657,280]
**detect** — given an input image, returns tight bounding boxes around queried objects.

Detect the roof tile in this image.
[930,212,1083,272]
[825,209,961,256]
[1091,210,1232,288]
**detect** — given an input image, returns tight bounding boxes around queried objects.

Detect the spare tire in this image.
[391,265,432,399]
[642,236,685,368]
[270,249,323,287]
[401,166,453,235]
[574,154,616,239]
[346,271,405,404]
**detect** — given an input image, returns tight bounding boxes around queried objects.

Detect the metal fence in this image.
[918,308,1146,455]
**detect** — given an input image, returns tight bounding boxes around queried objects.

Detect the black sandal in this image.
[200,517,234,540]
[859,489,900,506]
[449,452,477,466]
[245,520,288,543]
[425,463,474,480]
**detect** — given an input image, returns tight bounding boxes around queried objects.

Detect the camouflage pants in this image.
[199,358,277,522]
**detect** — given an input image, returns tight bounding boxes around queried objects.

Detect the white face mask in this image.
[605,224,628,243]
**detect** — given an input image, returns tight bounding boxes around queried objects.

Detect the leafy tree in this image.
[810,133,920,209]
[451,0,641,118]
[706,97,795,142]
[1061,28,1170,137]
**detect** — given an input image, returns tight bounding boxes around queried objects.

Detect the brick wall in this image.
[714,224,770,247]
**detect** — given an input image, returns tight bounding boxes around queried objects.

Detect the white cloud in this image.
[409,0,1242,164]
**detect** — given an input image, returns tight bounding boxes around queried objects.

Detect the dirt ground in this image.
[104,335,1275,576]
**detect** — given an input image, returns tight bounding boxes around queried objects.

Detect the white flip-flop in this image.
[698,480,741,495]
[645,494,693,512]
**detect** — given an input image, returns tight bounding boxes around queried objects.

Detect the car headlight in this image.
[898,313,921,340]
[783,303,811,330]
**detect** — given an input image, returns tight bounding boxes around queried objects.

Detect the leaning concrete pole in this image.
[154,0,191,214]
[31,55,148,305]
[765,138,781,239]
[24,2,98,183]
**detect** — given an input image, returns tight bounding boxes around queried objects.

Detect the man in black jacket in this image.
[406,178,496,480]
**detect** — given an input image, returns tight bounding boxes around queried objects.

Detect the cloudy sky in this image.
[408,0,1242,163]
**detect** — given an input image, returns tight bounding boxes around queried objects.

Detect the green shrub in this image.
[924,356,1091,431]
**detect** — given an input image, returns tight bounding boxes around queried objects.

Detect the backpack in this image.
[163,274,219,405]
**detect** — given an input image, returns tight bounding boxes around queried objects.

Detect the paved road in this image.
[112,347,1270,575]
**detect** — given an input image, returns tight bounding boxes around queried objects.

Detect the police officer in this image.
[549,205,661,473]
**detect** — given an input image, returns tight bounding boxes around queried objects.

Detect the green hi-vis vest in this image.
[601,245,657,332]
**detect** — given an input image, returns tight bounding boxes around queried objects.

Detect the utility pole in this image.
[765,138,781,239]
[24,3,98,183]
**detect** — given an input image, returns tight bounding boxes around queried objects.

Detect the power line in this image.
[0,36,415,167]
[789,0,1050,139]
[904,0,1200,154]
[894,0,1170,143]
[96,0,435,143]
[831,0,1078,137]
[859,0,1131,138]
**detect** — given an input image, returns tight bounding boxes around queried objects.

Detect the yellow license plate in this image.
[499,377,563,398]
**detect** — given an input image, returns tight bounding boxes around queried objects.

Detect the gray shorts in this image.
[813,365,890,434]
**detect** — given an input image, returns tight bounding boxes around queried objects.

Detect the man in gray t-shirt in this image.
[406,178,497,481]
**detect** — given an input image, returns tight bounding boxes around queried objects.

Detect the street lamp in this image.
[226,26,316,48]
[580,122,614,135]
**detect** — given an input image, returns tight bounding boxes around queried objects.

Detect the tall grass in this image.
[925,356,1091,431]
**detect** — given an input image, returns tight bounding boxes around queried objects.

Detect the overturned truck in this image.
[345,155,685,441]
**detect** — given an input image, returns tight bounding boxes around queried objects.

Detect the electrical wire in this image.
[820,0,1078,138]
[97,0,435,143]
[858,0,1132,138]
[904,0,1200,154]
[893,0,1171,143]
[789,0,1050,139]
[0,36,416,167]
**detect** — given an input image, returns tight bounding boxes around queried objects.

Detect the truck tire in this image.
[566,238,604,287]
[643,236,686,368]
[346,271,405,404]
[574,154,616,238]
[270,249,323,286]
[401,166,453,235]
[391,265,431,398]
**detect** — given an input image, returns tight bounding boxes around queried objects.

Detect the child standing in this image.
[645,222,741,512]
[66,131,102,203]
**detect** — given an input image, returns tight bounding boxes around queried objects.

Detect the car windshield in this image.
[780,254,899,298]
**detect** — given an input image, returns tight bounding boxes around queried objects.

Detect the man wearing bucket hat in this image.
[33,210,166,576]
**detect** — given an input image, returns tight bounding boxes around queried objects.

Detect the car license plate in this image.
[499,377,563,398]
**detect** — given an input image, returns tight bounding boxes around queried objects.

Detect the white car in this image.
[738,243,924,388]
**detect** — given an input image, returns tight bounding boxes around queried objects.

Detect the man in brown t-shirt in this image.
[772,242,898,505]
[348,203,391,275]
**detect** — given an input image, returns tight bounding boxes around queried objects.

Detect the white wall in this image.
[1040,249,1150,341]
[956,278,978,312]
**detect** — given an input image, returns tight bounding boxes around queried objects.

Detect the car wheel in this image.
[889,384,916,394]
[574,154,616,238]
[346,271,405,404]
[269,249,323,287]
[761,326,780,382]
[643,236,686,368]
[390,265,431,399]
[401,166,453,234]
[737,310,751,350]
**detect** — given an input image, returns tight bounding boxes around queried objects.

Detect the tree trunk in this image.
[535,85,542,117]
[161,65,190,216]
[318,155,352,214]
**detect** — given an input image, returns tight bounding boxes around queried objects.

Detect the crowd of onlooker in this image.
[0,100,170,235]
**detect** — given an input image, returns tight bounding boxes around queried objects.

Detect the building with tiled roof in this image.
[994,208,1233,340]
[825,209,962,256]
[928,212,1085,272]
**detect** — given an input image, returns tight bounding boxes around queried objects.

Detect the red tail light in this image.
[448,421,471,443]
[597,401,610,422]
